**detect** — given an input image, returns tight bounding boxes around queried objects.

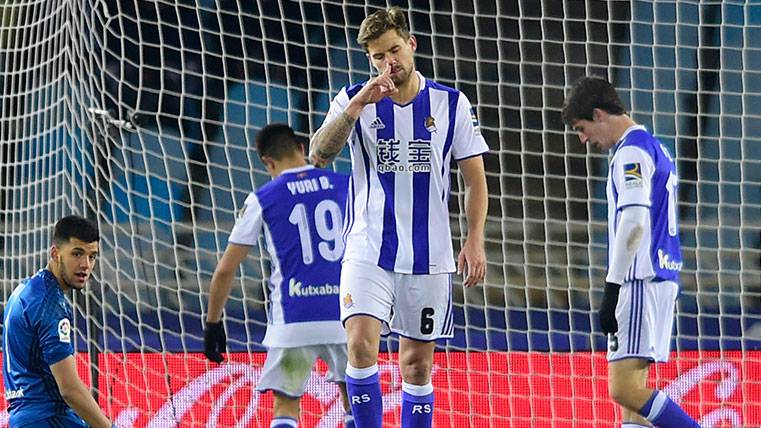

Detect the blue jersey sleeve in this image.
[37,295,74,366]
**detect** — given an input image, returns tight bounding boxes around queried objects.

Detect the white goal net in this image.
[1,0,760,426]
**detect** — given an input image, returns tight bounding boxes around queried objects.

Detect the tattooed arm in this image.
[309,65,398,167]
[309,111,360,167]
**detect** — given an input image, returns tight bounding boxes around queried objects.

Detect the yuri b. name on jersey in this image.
[286,176,334,195]
[288,278,340,297]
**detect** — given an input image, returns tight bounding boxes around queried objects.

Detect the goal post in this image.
[1,1,760,426]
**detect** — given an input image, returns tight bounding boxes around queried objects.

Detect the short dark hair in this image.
[53,215,99,245]
[561,76,627,125]
[357,6,411,50]
[255,123,302,160]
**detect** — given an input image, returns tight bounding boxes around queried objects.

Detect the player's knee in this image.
[344,316,381,367]
[608,379,642,409]
[347,336,379,367]
[608,383,628,407]
[399,358,433,384]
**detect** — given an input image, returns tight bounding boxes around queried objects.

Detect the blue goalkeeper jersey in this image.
[2,269,85,426]
[228,166,349,348]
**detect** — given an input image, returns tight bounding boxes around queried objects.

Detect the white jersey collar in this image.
[280,165,314,175]
[416,71,426,93]
[614,124,647,150]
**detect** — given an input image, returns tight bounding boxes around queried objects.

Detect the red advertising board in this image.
[0,351,759,427]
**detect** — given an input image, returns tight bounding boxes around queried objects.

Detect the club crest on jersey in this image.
[58,318,71,343]
[369,117,385,130]
[343,293,354,309]
[424,116,437,133]
[624,163,642,188]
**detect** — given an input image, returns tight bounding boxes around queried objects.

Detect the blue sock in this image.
[270,416,298,428]
[344,411,356,428]
[638,391,701,428]
[345,363,383,428]
[401,381,434,428]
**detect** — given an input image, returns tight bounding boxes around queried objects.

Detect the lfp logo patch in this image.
[58,319,71,343]
[624,163,642,188]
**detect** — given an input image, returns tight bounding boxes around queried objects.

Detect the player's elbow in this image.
[463,170,487,192]
[620,206,648,251]
[213,266,235,280]
[57,382,84,405]
[626,223,644,251]
[58,388,75,403]
[212,262,238,282]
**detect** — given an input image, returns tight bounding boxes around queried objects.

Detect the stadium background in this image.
[0,0,759,426]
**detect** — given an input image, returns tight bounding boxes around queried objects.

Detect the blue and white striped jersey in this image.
[2,269,85,426]
[229,165,349,348]
[320,72,489,274]
[606,125,682,283]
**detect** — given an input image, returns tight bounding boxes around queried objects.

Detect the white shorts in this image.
[256,344,348,398]
[607,279,679,363]
[340,259,454,341]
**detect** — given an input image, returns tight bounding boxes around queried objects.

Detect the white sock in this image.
[346,363,378,380]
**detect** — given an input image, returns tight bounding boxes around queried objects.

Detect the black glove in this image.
[204,321,226,363]
[598,282,621,335]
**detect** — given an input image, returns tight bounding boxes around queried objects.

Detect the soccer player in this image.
[203,124,354,428]
[562,76,700,428]
[309,7,488,428]
[2,215,114,428]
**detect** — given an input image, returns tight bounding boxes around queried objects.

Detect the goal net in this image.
[1,0,760,426]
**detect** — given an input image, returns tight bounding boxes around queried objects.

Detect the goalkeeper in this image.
[309,6,488,428]
[562,76,700,428]
[204,124,354,428]
[1,215,114,427]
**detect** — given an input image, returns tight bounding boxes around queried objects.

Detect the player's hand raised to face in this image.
[356,64,399,105]
[457,237,486,288]
[204,321,227,363]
